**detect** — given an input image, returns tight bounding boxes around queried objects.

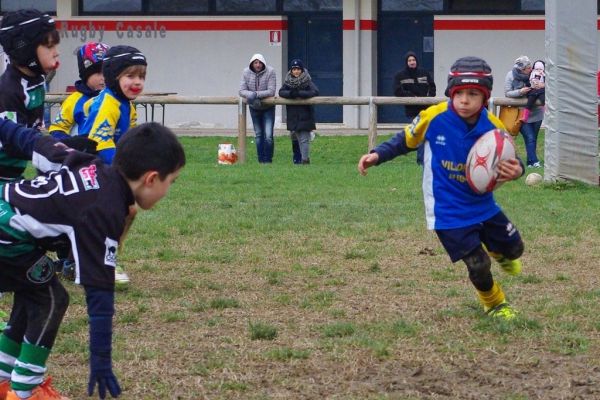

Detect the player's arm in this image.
[357,131,412,175]
[0,118,44,158]
[49,95,77,139]
[85,285,122,399]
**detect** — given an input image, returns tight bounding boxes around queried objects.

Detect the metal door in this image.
[287,14,343,122]
[377,14,434,123]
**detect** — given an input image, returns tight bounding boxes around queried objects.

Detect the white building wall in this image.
[51,17,287,129]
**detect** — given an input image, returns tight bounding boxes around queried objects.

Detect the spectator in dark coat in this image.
[279,59,319,164]
[393,51,436,165]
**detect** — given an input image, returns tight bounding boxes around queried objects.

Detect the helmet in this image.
[102,45,147,96]
[77,42,110,82]
[0,9,56,74]
[445,56,493,100]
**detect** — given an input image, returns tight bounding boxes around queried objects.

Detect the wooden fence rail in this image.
[45,94,529,164]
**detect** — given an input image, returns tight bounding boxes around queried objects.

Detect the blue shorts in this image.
[435,211,522,263]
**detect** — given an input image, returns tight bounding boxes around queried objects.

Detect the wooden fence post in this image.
[238,98,246,164]
[368,97,377,150]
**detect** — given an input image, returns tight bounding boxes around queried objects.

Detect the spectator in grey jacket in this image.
[239,53,277,163]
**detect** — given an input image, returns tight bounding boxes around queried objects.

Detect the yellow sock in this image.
[487,251,502,262]
[477,281,506,312]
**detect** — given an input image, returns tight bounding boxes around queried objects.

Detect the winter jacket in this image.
[239,54,276,110]
[504,68,544,123]
[279,79,319,132]
[393,52,436,118]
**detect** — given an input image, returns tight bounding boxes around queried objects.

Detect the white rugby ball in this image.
[525,172,543,186]
[466,129,516,194]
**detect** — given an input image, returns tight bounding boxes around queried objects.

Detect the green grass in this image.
[2,132,599,399]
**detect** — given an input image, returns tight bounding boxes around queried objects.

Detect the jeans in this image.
[291,131,311,162]
[249,107,275,163]
[291,138,301,164]
[519,119,542,166]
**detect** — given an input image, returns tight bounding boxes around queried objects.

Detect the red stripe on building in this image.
[343,20,377,30]
[57,20,287,31]
[434,19,544,30]
[360,20,377,30]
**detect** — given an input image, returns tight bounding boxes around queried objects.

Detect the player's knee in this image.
[463,246,491,277]
[504,241,524,260]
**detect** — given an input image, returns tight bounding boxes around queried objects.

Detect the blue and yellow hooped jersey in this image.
[373,101,509,231]
[80,88,137,164]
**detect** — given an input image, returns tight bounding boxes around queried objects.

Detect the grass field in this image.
[3,132,600,399]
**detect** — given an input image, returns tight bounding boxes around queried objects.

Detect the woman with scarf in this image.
[393,51,436,165]
[279,59,319,164]
[504,55,544,168]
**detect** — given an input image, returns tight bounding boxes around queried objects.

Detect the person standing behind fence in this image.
[393,51,436,166]
[239,53,276,164]
[278,59,319,165]
[504,55,543,168]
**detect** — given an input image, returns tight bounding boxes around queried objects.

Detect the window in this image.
[1,0,56,13]
[381,0,443,12]
[284,0,342,12]
[148,0,210,13]
[521,0,544,11]
[449,0,518,12]
[215,0,276,12]
[81,0,142,13]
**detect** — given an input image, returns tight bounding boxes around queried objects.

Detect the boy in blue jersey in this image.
[358,56,525,320]
[49,42,110,142]
[0,120,185,400]
[80,45,146,165]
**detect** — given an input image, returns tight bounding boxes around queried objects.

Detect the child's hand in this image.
[358,153,379,176]
[497,159,522,182]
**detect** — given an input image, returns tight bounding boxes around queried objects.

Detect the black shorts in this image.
[435,211,522,263]
[0,251,57,292]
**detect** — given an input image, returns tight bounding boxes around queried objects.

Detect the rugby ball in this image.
[525,172,543,186]
[466,129,516,194]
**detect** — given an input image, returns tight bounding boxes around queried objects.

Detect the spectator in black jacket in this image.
[393,51,436,165]
[279,59,319,164]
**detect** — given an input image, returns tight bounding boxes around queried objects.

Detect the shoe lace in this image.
[36,377,61,399]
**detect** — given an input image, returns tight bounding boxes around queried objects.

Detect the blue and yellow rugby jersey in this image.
[80,87,136,164]
[49,81,99,139]
[373,100,510,231]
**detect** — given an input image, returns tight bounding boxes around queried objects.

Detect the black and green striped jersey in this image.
[0,63,46,181]
[0,119,135,290]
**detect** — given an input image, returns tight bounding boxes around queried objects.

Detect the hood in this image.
[249,53,267,71]
[404,51,418,68]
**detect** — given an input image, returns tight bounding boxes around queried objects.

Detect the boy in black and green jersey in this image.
[0,120,185,399]
[0,7,60,345]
